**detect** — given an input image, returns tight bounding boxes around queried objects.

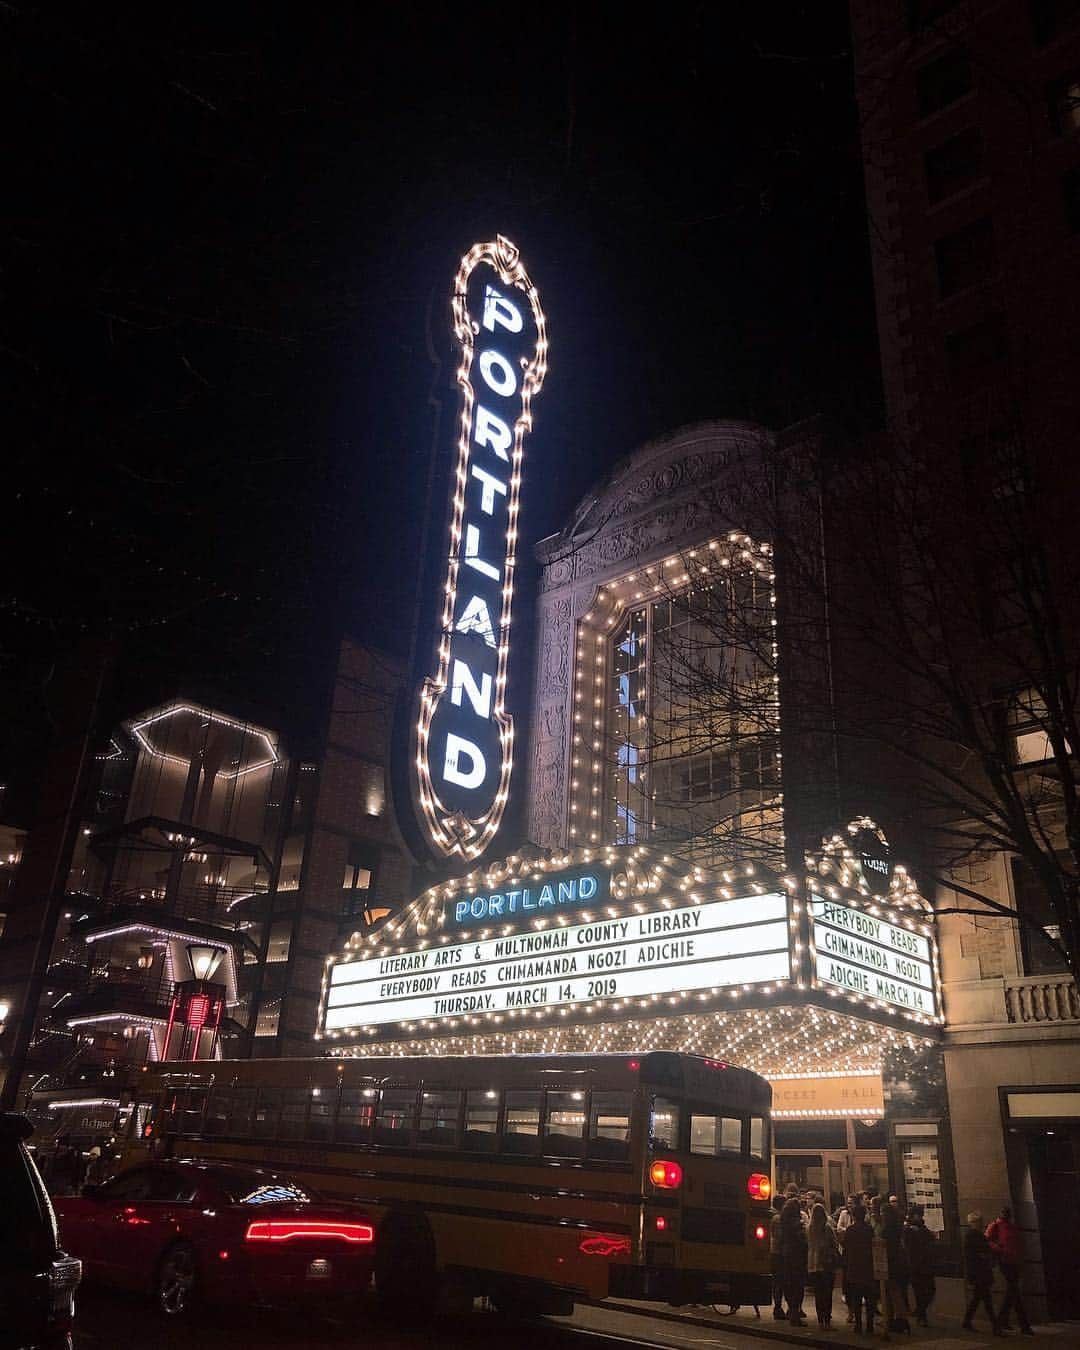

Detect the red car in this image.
[53,1158,374,1316]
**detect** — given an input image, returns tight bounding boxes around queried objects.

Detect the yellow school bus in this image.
[119,1051,772,1315]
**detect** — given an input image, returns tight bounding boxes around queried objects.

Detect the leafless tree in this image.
[617,429,1080,990]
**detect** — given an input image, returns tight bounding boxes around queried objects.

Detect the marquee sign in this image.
[413,236,548,861]
[451,862,611,926]
[324,891,791,1033]
[810,899,938,1017]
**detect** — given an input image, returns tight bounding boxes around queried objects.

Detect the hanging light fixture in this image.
[186,943,224,982]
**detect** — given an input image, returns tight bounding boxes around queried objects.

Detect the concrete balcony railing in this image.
[1004,973,1080,1025]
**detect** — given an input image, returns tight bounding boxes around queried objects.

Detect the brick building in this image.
[851,0,1080,1317]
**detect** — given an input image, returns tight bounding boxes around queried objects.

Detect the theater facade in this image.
[321,420,959,1244]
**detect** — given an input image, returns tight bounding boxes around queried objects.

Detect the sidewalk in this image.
[599,1280,1078,1349]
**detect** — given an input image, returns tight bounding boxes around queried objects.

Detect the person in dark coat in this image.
[840,1204,876,1334]
[902,1204,937,1326]
[877,1196,910,1331]
[986,1206,1033,1334]
[779,1195,808,1326]
[769,1193,787,1320]
[49,1136,80,1197]
[962,1211,1002,1335]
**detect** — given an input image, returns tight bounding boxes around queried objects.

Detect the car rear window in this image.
[209,1168,315,1204]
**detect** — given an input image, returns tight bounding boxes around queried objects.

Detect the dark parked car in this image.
[53,1158,375,1315]
[0,1113,81,1350]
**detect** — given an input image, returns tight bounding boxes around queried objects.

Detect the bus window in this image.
[650,1097,681,1151]
[544,1091,587,1157]
[503,1091,542,1155]
[179,1089,208,1135]
[375,1089,416,1144]
[306,1088,333,1141]
[204,1090,230,1135]
[750,1115,766,1159]
[690,1113,744,1155]
[279,1089,309,1140]
[419,1090,461,1146]
[227,1087,255,1136]
[337,1087,376,1143]
[464,1090,499,1152]
[589,1091,631,1161]
[253,1089,283,1140]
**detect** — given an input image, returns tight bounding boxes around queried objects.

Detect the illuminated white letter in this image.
[482,285,523,334]
[451,659,493,718]
[470,464,508,515]
[474,405,512,461]
[456,594,497,647]
[479,350,517,398]
[444,733,486,789]
[464,523,500,580]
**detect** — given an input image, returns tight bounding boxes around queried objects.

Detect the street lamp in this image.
[162,945,227,1062]
[186,944,224,982]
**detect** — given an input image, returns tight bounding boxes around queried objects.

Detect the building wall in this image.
[851,1,1080,1316]
[275,638,414,1055]
[527,420,776,851]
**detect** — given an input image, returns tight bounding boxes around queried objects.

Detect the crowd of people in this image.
[769,1185,1034,1337]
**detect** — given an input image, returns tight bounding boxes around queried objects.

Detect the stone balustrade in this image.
[1004,973,1080,1024]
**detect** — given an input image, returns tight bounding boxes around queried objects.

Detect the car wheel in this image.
[155,1241,198,1316]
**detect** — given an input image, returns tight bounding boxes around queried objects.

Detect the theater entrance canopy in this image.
[317,823,942,1081]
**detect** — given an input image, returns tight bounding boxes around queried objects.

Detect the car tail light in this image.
[747,1173,771,1200]
[754,1223,768,1241]
[649,1160,683,1189]
[655,1215,668,1231]
[245,1220,374,1244]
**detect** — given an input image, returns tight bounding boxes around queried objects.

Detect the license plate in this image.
[306,1258,333,1280]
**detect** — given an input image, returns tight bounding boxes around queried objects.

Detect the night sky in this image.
[3,2,879,819]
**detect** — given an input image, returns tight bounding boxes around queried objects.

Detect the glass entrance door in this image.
[775,1151,850,1210]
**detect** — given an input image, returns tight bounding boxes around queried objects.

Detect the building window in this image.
[265,920,292,964]
[341,844,388,927]
[916,49,973,118]
[1007,688,1072,766]
[945,314,1009,383]
[1064,165,1080,232]
[935,216,995,297]
[1030,0,1080,47]
[254,997,280,1038]
[341,848,373,919]
[607,569,781,868]
[1048,70,1080,136]
[1010,857,1070,975]
[925,128,984,204]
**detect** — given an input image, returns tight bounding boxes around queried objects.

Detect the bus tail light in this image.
[747,1173,771,1200]
[654,1215,668,1231]
[649,1160,683,1189]
[754,1223,768,1241]
[244,1220,374,1244]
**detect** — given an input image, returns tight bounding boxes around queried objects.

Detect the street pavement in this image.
[72,1284,1080,1350]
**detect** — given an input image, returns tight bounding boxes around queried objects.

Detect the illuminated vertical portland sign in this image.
[413,236,548,861]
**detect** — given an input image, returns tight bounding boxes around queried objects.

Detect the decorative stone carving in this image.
[529,702,567,847]
[540,603,570,691]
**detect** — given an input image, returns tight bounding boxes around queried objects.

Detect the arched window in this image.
[606,551,781,868]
